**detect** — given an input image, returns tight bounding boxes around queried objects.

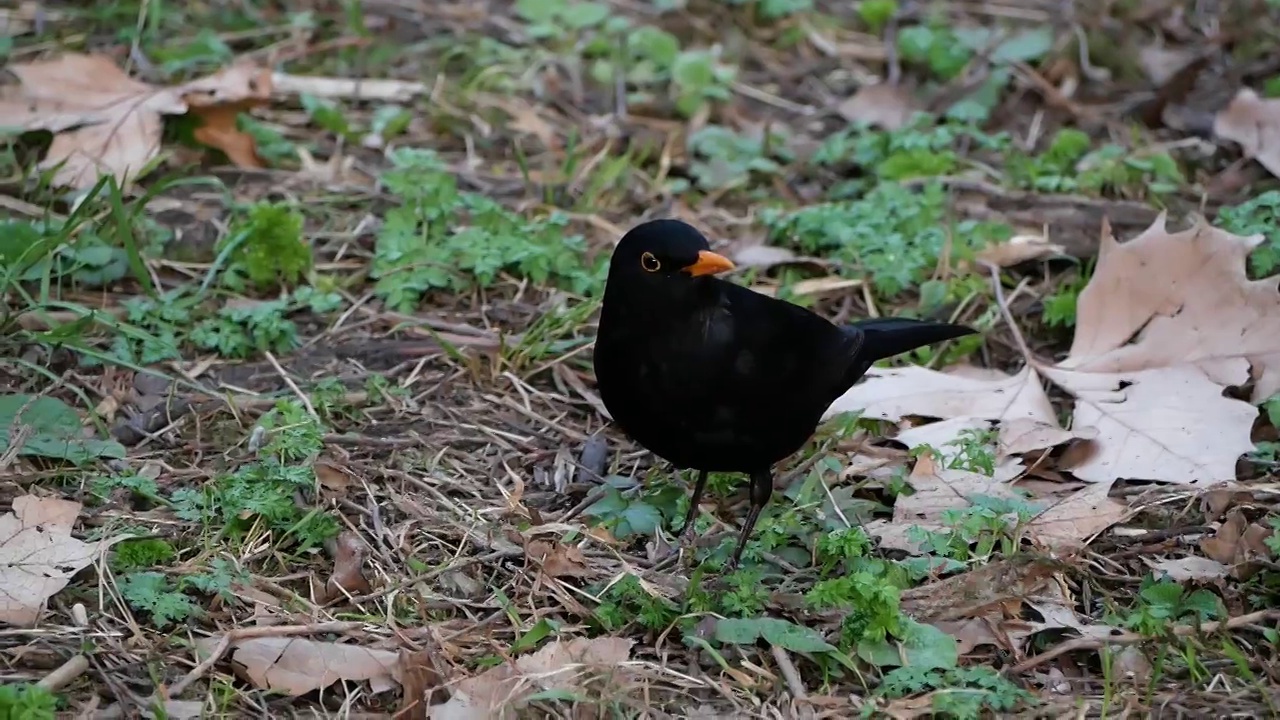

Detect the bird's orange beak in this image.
[682,250,735,277]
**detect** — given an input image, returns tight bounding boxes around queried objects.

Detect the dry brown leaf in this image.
[323,531,373,602]
[1023,483,1130,551]
[0,53,271,189]
[196,636,400,696]
[1215,88,1280,180]
[524,538,589,578]
[399,648,445,720]
[0,495,114,627]
[314,459,355,493]
[1150,556,1229,581]
[1138,45,1201,86]
[428,636,633,719]
[829,214,1269,493]
[900,553,1059,623]
[836,82,922,131]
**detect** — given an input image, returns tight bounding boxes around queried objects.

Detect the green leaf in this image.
[714,617,835,653]
[758,618,836,652]
[619,501,662,536]
[858,619,958,670]
[0,394,125,465]
[990,27,1055,64]
[565,2,609,27]
[714,617,764,644]
[515,0,565,22]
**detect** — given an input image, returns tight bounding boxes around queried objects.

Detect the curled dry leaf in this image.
[1214,88,1280,180]
[524,538,589,579]
[0,495,117,627]
[314,459,355,493]
[836,82,923,131]
[428,637,633,720]
[0,52,272,189]
[973,233,1067,268]
[194,636,401,696]
[1199,507,1275,579]
[323,531,373,602]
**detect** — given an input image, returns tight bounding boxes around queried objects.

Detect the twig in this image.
[976,260,1035,364]
[263,351,318,418]
[166,620,368,698]
[770,645,808,701]
[1005,609,1280,676]
[37,654,89,692]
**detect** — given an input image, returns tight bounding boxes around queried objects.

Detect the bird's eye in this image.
[640,252,661,272]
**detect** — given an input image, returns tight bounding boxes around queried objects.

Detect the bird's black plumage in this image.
[593,218,978,569]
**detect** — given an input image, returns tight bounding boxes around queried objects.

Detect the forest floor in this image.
[3,0,1280,718]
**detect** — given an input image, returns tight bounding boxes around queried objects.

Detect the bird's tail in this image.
[848,317,977,363]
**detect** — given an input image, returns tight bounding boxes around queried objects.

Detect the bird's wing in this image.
[712,282,861,416]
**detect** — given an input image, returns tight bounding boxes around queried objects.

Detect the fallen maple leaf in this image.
[829,214,1267,492]
[194,636,401,696]
[428,636,633,719]
[0,495,116,626]
[0,53,272,190]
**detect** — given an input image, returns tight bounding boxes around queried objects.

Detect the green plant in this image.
[593,574,679,632]
[857,0,898,32]
[721,0,814,20]
[515,0,611,38]
[761,181,1010,298]
[1217,191,1280,277]
[189,298,300,359]
[1042,269,1087,328]
[119,571,202,627]
[372,149,602,310]
[683,125,789,192]
[169,400,339,550]
[0,394,125,466]
[582,22,736,117]
[1115,575,1223,636]
[877,665,1034,717]
[111,538,177,571]
[906,494,1039,563]
[214,201,312,292]
[0,682,58,720]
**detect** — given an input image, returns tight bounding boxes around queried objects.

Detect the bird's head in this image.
[606,219,736,301]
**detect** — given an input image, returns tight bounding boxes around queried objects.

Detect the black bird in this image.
[593,219,978,569]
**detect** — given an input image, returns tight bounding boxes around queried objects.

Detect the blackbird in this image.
[593,219,978,569]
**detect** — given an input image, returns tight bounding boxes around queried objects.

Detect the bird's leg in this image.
[675,469,709,539]
[725,469,773,571]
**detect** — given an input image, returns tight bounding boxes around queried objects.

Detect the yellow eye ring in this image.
[640,252,661,272]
